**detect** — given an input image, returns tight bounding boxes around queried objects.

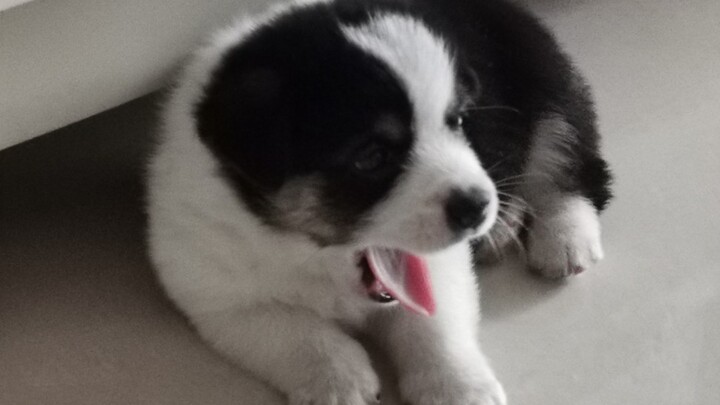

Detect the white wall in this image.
[0,0,34,12]
[0,0,270,150]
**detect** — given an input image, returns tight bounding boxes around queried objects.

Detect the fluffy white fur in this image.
[147,4,508,405]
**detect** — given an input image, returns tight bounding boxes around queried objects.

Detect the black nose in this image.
[445,187,489,233]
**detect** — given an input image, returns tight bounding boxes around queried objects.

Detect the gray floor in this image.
[2,0,719,404]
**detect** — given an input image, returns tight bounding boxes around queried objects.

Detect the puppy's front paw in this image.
[288,342,380,405]
[400,363,506,405]
[526,197,604,279]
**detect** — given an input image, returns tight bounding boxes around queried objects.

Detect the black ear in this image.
[195,67,291,190]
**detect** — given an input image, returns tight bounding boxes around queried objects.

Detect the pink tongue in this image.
[365,247,436,316]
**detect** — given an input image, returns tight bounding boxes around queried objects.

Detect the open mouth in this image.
[357,247,436,316]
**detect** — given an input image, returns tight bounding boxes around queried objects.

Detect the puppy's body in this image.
[147,0,611,403]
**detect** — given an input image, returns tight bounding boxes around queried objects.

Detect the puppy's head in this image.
[196,7,497,253]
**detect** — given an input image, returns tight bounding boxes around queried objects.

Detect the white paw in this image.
[288,343,380,405]
[526,197,604,279]
[400,361,507,405]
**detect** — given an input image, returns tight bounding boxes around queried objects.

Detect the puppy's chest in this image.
[295,267,369,323]
[259,256,371,324]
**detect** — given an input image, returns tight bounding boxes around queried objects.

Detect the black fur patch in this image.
[195,4,414,244]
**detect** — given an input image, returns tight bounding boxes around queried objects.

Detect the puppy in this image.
[146,0,612,404]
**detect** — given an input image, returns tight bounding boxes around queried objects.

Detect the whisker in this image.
[495,181,529,190]
[484,156,511,175]
[494,173,545,185]
[499,200,531,215]
[499,207,530,230]
[483,150,524,176]
[503,208,534,223]
[466,105,521,114]
[496,216,526,253]
[485,232,502,260]
[498,196,533,212]
[496,191,531,207]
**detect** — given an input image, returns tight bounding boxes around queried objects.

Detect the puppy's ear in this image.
[196,67,291,190]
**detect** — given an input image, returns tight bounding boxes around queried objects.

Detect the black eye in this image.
[353,143,390,172]
[446,113,464,130]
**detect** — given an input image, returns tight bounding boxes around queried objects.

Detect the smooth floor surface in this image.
[2,1,719,404]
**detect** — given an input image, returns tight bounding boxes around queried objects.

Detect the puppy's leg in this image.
[521,115,611,278]
[525,195,604,278]
[193,305,379,405]
[370,244,506,405]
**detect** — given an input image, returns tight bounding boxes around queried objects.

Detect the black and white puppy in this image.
[147,0,612,404]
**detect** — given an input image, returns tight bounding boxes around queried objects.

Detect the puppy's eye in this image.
[353,143,390,172]
[445,113,464,131]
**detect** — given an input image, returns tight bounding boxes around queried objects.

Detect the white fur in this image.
[148,4,505,405]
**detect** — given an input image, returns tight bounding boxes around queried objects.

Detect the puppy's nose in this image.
[445,187,489,233]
